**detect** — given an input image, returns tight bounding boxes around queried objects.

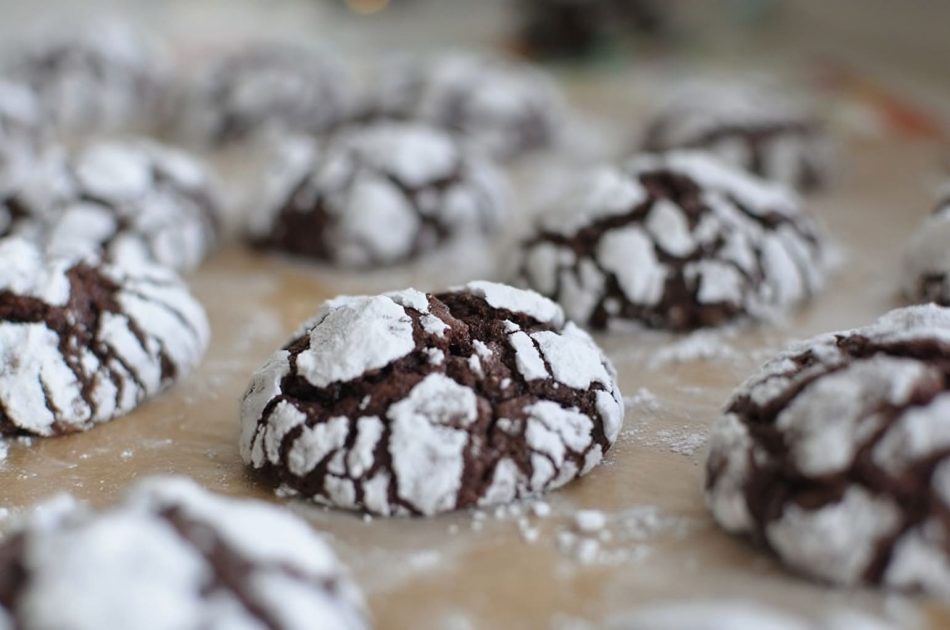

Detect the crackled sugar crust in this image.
[0,477,368,630]
[240,281,624,516]
[0,238,209,437]
[517,151,827,331]
[176,44,352,147]
[706,305,950,595]
[248,122,508,268]
[362,53,561,160]
[5,20,167,136]
[1,140,220,272]
[642,82,832,192]
[903,186,950,306]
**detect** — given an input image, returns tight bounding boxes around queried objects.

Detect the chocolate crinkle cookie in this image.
[516,151,828,331]
[641,81,832,192]
[902,185,950,306]
[4,19,167,137]
[0,139,220,272]
[240,281,624,516]
[706,304,950,595]
[174,43,352,147]
[0,476,368,630]
[247,122,507,268]
[0,80,45,193]
[362,53,561,160]
[0,238,209,437]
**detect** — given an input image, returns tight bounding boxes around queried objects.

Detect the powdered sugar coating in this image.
[0,238,209,437]
[516,151,828,331]
[4,19,167,137]
[248,122,508,268]
[0,80,45,196]
[241,281,623,516]
[174,43,352,146]
[642,79,833,192]
[902,186,950,305]
[5,139,220,272]
[0,476,367,630]
[705,304,950,594]
[362,53,562,160]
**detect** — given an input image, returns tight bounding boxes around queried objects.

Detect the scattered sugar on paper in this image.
[623,387,660,412]
[647,330,738,369]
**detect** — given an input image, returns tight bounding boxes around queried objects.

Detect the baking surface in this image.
[2,134,949,628]
[1,0,950,621]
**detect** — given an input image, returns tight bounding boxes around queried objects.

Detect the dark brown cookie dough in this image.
[247,122,507,268]
[642,81,832,192]
[240,281,624,516]
[706,304,950,594]
[903,186,950,306]
[516,151,829,332]
[0,476,368,630]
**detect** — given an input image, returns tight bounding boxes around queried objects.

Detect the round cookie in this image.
[174,44,352,147]
[705,304,950,595]
[0,80,45,194]
[5,139,221,272]
[5,20,167,137]
[902,186,950,305]
[247,122,508,268]
[364,53,561,160]
[516,151,828,331]
[0,476,368,630]
[642,81,832,192]
[240,281,624,516]
[0,238,209,437]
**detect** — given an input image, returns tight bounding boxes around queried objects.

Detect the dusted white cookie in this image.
[0,476,368,630]
[2,139,220,272]
[902,185,950,305]
[706,305,950,595]
[248,122,508,268]
[4,19,168,137]
[642,79,833,192]
[174,43,353,147]
[0,80,45,195]
[240,281,623,516]
[516,151,829,331]
[0,238,209,437]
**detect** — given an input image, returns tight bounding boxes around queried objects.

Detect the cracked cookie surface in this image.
[248,122,507,268]
[240,281,623,516]
[0,476,368,630]
[705,304,950,595]
[903,186,950,306]
[0,139,220,272]
[516,151,828,331]
[0,238,209,437]
[642,81,832,192]
[174,44,352,147]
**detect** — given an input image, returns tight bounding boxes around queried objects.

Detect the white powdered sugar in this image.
[0,80,44,195]
[0,238,209,436]
[0,476,367,630]
[241,281,624,516]
[517,151,828,330]
[249,122,508,268]
[902,188,950,304]
[706,304,950,593]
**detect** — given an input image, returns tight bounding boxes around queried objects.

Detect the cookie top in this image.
[174,43,352,147]
[516,151,828,331]
[902,185,950,305]
[642,81,832,192]
[0,238,209,437]
[247,122,508,268]
[240,281,623,516]
[2,139,220,272]
[0,476,368,630]
[364,53,561,160]
[0,80,45,194]
[4,20,167,137]
[705,304,950,595]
